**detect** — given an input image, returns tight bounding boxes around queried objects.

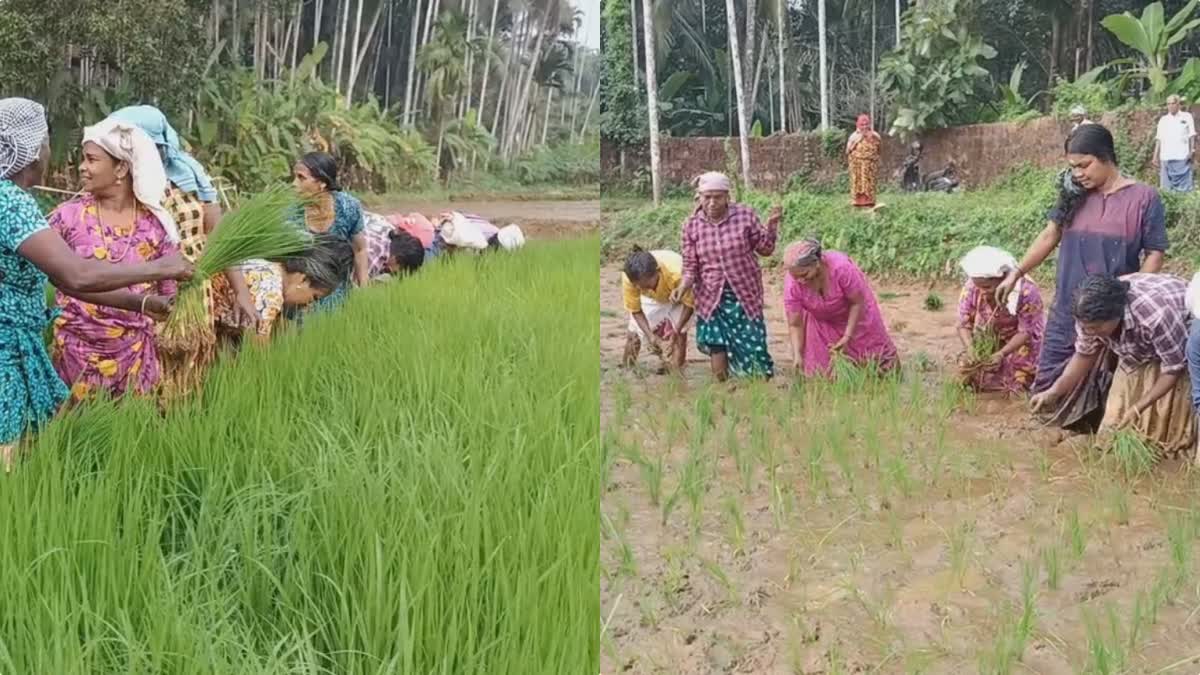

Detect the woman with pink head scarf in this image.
[783,238,897,376]
[672,171,781,381]
[846,114,882,208]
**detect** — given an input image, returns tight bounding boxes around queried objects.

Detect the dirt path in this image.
[369,198,599,240]
[600,264,1200,674]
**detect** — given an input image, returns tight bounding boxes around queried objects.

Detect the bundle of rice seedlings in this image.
[1103,429,1157,480]
[162,186,310,350]
[961,325,1002,374]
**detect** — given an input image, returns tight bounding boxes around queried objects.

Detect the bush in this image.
[513,140,601,186]
[1050,76,1116,120]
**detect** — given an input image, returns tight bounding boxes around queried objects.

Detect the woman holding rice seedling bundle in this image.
[782,239,898,377]
[672,171,779,381]
[290,152,368,312]
[49,119,190,403]
[955,246,1045,394]
[620,246,694,373]
[996,124,1168,432]
[105,105,259,402]
[1031,274,1195,455]
[212,234,354,344]
[0,98,191,468]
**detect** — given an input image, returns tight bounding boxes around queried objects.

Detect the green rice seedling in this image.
[1042,544,1062,590]
[639,451,665,506]
[1165,511,1196,587]
[806,433,829,494]
[613,377,633,426]
[700,557,737,604]
[1105,486,1130,526]
[722,494,747,555]
[924,292,944,311]
[1105,429,1156,480]
[1065,506,1088,559]
[771,480,795,530]
[666,405,686,448]
[885,450,914,499]
[726,417,755,492]
[694,386,716,433]
[2,239,600,673]
[968,326,1002,364]
[1082,605,1128,675]
[947,521,975,587]
[602,512,637,578]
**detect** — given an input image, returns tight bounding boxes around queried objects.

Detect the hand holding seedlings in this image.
[1118,406,1143,430]
[139,295,173,322]
[1029,390,1059,413]
[153,253,195,282]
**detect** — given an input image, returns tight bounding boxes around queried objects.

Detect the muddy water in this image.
[600,264,1200,674]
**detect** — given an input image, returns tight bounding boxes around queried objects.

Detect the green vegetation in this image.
[1,239,599,673]
[603,166,1200,279]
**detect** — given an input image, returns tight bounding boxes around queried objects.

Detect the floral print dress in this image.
[956,279,1046,394]
[49,195,179,401]
[0,180,68,443]
[213,260,284,340]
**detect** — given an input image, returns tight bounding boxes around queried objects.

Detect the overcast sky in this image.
[579,1,600,49]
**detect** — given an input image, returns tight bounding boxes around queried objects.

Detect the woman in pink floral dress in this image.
[49,120,180,401]
[955,246,1045,394]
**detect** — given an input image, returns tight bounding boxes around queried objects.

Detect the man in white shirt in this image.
[1154,94,1196,192]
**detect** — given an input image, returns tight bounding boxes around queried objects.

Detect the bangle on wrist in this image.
[140,296,150,314]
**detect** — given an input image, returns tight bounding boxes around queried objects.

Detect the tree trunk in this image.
[348,0,385,106]
[403,0,423,126]
[416,0,443,118]
[744,0,758,115]
[895,0,901,48]
[1086,0,1094,71]
[777,0,786,134]
[630,0,639,88]
[385,0,395,106]
[233,0,241,66]
[578,79,599,141]
[1049,12,1060,89]
[541,88,554,145]
[463,0,480,117]
[725,0,752,188]
[750,23,768,123]
[870,0,876,123]
[505,7,552,159]
[479,0,501,124]
[314,0,326,52]
[336,0,352,93]
[818,0,828,130]
[642,0,661,204]
[493,12,525,136]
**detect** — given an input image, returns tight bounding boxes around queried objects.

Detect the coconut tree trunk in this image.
[895,0,901,48]
[578,79,599,141]
[347,0,366,98]
[402,0,423,125]
[347,0,385,107]
[641,0,660,201]
[479,0,501,123]
[818,0,828,130]
[744,0,758,115]
[314,0,326,52]
[541,88,554,145]
[506,5,553,159]
[751,23,767,122]
[492,12,524,135]
[462,0,480,116]
[630,0,639,88]
[725,0,752,188]
[777,0,786,133]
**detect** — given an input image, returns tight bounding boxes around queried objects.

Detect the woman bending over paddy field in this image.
[996,124,1167,432]
[363,211,428,280]
[955,246,1044,395]
[212,234,354,344]
[290,152,367,312]
[620,247,694,373]
[782,239,897,377]
[0,98,191,469]
[671,171,780,381]
[107,105,257,402]
[1031,275,1195,456]
[49,119,189,403]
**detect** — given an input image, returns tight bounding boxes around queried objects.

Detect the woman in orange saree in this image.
[846,114,882,208]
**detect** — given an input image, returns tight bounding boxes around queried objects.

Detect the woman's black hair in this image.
[388,228,425,275]
[282,233,354,292]
[1065,123,1118,165]
[1072,275,1130,323]
[624,245,659,282]
[299,151,341,191]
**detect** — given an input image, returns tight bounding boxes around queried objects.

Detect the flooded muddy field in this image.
[600,266,1200,674]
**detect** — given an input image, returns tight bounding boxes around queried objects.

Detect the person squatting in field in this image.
[673,171,780,381]
[212,234,355,345]
[955,246,1045,395]
[996,123,1167,432]
[782,238,898,376]
[1032,274,1195,455]
[0,98,192,469]
[49,118,188,403]
[363,211,428,280]
[620,247,694,372]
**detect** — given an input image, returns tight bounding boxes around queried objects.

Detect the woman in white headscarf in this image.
[955,245,1046,394]
[0,98,191,468]
[47,118,185,402]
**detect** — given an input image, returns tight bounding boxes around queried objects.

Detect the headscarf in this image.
[0,98,49,180]
[108,105,218,203]
[856,114,871,132]
[1069,104,1087,117]
[82,119,180,243]
[783,238,822,268]
[696,171,732,193]
[959,245,1022,314]
[497,224,526,251]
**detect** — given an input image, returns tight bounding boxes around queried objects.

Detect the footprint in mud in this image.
[1076,578,1121,602]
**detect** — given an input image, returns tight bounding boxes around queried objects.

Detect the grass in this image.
[2,238,599,674]
[923,292,944,311]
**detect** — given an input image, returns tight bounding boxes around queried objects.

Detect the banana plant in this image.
[1101,0,1200,101]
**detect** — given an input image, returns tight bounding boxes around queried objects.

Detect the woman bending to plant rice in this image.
[290,152,368,311]
[1031,275,1195,456]
[212,233,354,344]
[363,211,427,279]
[106,105,260,403]
[782,239,897,377]
[620,247,694,373]
[955,246,1044,395]
[0,98,191,469]
[49,119,191,403]
[671,171,780,381]
[995,124,1167,432]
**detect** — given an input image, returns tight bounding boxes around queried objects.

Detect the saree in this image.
[848,134,881,207]
[696,285,774,378]
[957,279,1044,394]
[48,196,179,401]
[156,185,216,403]
[1102,360,1195,457]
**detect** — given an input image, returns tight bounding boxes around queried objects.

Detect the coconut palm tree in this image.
[642,0,661,204]
[725,0,752,187]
